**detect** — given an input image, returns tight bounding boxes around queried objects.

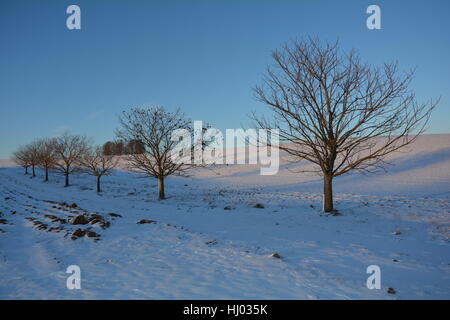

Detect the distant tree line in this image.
[102,139,145,156]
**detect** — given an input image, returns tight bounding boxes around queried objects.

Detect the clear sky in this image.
[1,0,449,158]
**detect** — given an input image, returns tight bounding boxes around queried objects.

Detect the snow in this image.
[0,134,449,299]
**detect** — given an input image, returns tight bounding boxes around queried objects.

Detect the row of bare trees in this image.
[13,134,118,192]
[12,107,203,200]
[12,39,437,211]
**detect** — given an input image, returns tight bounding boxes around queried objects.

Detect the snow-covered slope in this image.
[0,134,449,299]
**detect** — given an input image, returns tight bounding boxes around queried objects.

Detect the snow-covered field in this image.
[0,134,449,299]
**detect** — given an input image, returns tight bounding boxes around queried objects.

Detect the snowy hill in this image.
[0,134,449,299]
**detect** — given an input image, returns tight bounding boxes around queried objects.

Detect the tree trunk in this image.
[32,165,35,177]
[97,176,101,193]
[44,166,49,182]
[158,176,165,200]
[323,174,333,212]
[65,172,69,187]
[24,166,28,175]
[64,165,70,187]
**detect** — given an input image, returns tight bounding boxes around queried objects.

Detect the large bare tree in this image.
[253,38,437,213]
[78,146,119,193]
[53,133,90,187]
[116,106,198,200]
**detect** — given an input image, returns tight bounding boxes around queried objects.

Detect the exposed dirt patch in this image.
[24,200,115,240]
[205,240,218,246]
[44,214,67,224]
[71,228,101,240]
[108,213,122,218]
[137,219,157,224]
[71,215,89,225]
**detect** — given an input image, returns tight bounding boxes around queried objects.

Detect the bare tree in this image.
[116,106,199,200]
[253,38,437,213]
[36,138,57,182]
[78,146,119,193]
[13,145,31,175]
[23,142,41,177]
[53,133,90,187]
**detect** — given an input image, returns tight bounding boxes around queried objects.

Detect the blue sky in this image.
[1,0,449,158]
